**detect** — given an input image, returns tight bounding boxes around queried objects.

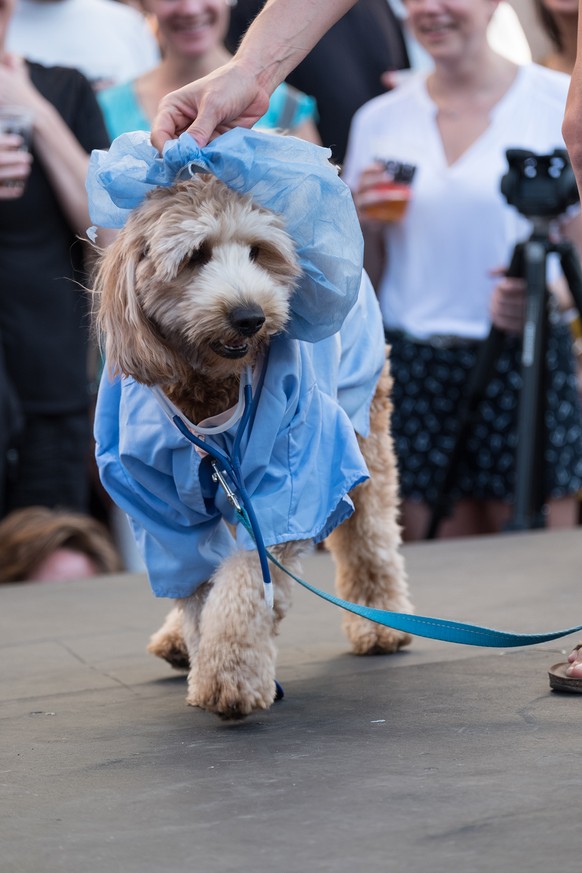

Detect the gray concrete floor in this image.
[2,528,582,873]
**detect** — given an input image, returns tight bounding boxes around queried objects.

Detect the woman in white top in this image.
[342,0,582,540]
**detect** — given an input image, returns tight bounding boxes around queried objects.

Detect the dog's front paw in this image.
[343,612,412,656]
[186,659,277,720]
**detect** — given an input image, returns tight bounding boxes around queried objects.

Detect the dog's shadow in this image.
[145,647,413,731]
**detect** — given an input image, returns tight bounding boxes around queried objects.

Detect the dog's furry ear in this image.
[93,226,184,386]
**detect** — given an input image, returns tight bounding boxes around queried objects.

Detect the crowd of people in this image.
[1,0,582,598]
[343,0,582,539]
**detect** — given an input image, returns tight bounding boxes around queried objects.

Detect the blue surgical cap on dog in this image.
[86,128,364,342]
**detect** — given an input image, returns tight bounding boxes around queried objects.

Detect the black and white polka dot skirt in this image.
[386,324,582,506]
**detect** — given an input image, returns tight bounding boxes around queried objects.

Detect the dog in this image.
[93,174,413,720]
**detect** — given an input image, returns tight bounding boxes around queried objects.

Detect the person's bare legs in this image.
[545,496,579,528]
[402,495,580,542]
[401,497,495,541]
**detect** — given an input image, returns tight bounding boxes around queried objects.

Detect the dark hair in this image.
[534,0,564,52]
[0,506,123,583]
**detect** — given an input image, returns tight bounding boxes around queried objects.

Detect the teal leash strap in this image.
[236,510,582,648]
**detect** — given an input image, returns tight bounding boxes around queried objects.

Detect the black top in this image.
[0,62,109,414]
[226,0,410,163]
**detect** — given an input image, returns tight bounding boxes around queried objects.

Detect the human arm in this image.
[349,163,391,289]
[151,0,356,150]
[0,56,93,236]
[562,4,582,193]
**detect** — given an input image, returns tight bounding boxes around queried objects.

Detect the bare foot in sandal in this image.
[566,644,582,677]
[549,643,582,692]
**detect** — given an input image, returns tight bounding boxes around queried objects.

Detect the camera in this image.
[500,148,579,219]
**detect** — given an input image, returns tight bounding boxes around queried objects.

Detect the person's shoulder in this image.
[26,60,92,94]
[517,63,570,106]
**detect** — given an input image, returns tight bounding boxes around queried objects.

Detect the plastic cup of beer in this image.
[362,160,416,222]
[0,106,33,193]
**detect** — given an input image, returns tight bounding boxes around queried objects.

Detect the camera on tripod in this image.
[500,148,579,220]
[426,148,582,538]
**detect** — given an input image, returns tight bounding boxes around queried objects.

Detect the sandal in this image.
[549,643,582,693]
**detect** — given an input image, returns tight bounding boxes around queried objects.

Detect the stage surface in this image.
[2,529,582,873]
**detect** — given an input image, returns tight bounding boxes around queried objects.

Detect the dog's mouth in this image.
[209,339,250,359]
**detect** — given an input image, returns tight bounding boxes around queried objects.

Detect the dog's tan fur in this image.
[94,175,413,720]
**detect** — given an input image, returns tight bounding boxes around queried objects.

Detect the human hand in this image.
[352,163,394,218]
[151,59,271,152]
[0,132,33,199]
[353,162,413,223]
[489,269,526,334]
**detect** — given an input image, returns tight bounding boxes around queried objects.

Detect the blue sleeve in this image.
[94,374,238,599]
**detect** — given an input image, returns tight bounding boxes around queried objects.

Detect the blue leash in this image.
[237,507,582,648]
[171,378,274,609]
[163,378,582,650]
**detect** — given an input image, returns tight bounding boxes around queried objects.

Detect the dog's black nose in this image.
[228,306,266,337]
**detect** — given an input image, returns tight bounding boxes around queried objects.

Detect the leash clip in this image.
[211,460,242,512]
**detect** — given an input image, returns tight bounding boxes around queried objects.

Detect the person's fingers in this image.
[494,295,525,315]
[0,132,27,150]
[152,96,245,151]
[380,70,397,91]
[496,288,525,304]
[353,165,390,205]
[493,276,526,293]
[490,284,526,333]
[184,112,222,149]
[150,112,176,152]
[0,152,32,178]
[0,153,31,199]
[489,265,528,284]
[150,61,272,152]
[491,315,523,335]
[151,102,197,152]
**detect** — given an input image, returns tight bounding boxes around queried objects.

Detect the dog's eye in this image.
[249,245,260,262]
[187,244,211,269]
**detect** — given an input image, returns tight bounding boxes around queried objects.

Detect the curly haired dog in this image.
[93,175,413,720]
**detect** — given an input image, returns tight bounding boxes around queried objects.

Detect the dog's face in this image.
[94,176,301,385]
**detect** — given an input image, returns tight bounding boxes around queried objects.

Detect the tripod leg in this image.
[424,245,525,539]
[507,238,548,530]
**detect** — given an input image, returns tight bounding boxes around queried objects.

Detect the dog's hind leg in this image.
[185,542,304,719]
[148,582,211,672]
[325,358,413,655]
